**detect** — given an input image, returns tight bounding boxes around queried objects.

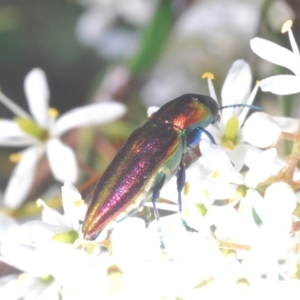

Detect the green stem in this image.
[128,0,173,75]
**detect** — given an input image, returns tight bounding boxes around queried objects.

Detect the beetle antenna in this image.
[219,104,263,111]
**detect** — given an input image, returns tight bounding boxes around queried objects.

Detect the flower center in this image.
[39,274,54,284]
[222,116,239,148]
[15,117,49,141]
[52,231,78,244]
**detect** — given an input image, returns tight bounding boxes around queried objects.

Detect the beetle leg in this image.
[177,159,198,233]
[202,128,216,144]
[145,206,151,228]
[187,127,215,148]
[152,173,166,251]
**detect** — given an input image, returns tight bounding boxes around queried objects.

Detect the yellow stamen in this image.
[281,20,293,33]
[9,153,22,163]
[256,80,260,86]
[222,140,235,150]
[183,181,190,195]
[202,72,215,80]
[211,170,219,180]
[48,107,59,118]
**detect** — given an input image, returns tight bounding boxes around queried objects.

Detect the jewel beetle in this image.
[82,94,259,248]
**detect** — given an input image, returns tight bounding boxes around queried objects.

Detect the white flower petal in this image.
[250,37,300,74]
[3,146,43,208]
[199,140,244,184]
[62,182,82,212]
[36,241,108,289]
[111,218,146,260]
[24,68,50,129]
[0,120,37,146]
[0,120,27,139]
[0,213,18,241]
[273,116,298,133]
[225,144,250,172]
[18,220,64,245]
[38,199,70,228]
[0,275,24,300]
[1,233,47,275]
[260,75,300,95]
[243,112,282,147]
[238,83,259,127]
[245,148,277,188]
[188,177,237,204]
[221,60,251,124]
[52,102,126,137]
[206,206,239,240]
[264,182,296,217]
[46,139,78,183]
[0,138,37,147]
[30,281,61,300]
[159,176,180,204]
[61,182,86,230]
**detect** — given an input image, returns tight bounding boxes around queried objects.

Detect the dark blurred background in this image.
[0,0,100,116]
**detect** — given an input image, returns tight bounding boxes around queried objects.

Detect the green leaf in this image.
[128,0,173,75]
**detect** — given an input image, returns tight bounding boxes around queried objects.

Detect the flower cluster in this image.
[1,17,300,300]
[0,69,126,209]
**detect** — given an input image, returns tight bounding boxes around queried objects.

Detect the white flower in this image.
[250,20,300,95]
[186,141,244,208]
[0,273,61,300]
[244,183,297,279]
[1,183,167,299]
[0,68,126,208]
[144,214,225,295]
[0,212,61,299]
[203,59,259,172]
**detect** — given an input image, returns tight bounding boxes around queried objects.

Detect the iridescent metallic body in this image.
[82,94,219,240]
